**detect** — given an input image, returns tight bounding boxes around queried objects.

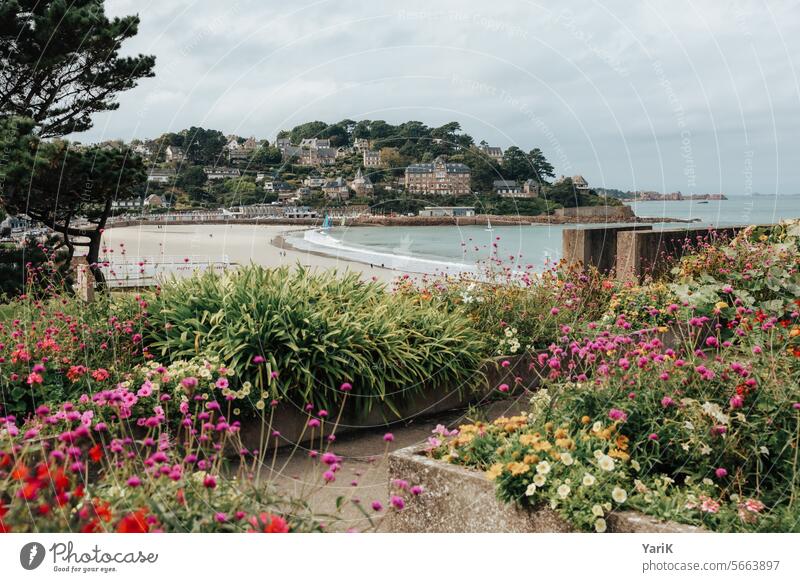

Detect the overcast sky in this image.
[82,0,800,195]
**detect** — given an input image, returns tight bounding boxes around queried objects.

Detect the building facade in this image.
[404,157,471,196]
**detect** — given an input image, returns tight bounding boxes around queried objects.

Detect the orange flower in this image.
[116,509,150,533]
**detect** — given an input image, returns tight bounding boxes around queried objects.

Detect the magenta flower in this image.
[340,382,352,392]
[203,475,217,489]
[307,418,320,428]
[323,470,336,483]
[410,485,423,496]
[498,383,509,393]
[215,377,229,389]
[127,476,142,487]
[390,495,405,510]
[383,432,395,442]
[715,467,728,479]
[661,396,675,408]
[371,501,383,512]
[648,433,659,441]
[253,355,265,363]
[608,408,627,422]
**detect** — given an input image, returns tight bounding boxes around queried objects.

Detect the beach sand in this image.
[99,224,404,284]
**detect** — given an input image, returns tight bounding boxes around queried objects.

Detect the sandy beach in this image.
[99,224,405,284]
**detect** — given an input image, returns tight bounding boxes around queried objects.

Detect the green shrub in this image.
[134,265,489,416]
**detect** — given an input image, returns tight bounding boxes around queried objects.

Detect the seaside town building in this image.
[165,145,186,163]
[349,168,374,197]
[477,144,504,161]
[303,175,327,188]
[203,167,241,180]
[404,157,471,196]
[522,179,541,198]
[493,180,520,195]
[353,138,370,151]
[322,177,350,200]
[147,168,177,183]
[418,206,475,217]
[226,136,259,162]
[363,150,382,167]
[263,179,293,194]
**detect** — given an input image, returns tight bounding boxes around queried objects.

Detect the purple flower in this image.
[715,467,728,479]
[127,476,142,487]
[323,470,336,483]
[307,418,320,428]
[608,408,628,422]
[410,485,423,496]
[390,495,405,510]
[371,501,383,512]
[383,432,395,442]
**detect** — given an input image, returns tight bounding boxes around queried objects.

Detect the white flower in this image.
[759,446,769,456]
[702,478,713,486]
[592,421,603,432]
[593,449,604,460]
[533,474,546,487]
[591,504,605,517]
[598,455,616,472]
[612,486,628,504]
[684,420,695,431]
[557,484,571,499]
[525,483,537,496]
[630,460,640,472]
[560,452,574,466]
[536,461,551,475]
[583,473,596,487]
[595,518,608,533]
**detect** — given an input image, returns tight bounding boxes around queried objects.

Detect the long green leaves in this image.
[140,265,488,417]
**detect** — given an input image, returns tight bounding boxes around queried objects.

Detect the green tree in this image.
[500,146,530,181]
[184,127,226,165]
[175,166,208,189]
[0,0,156,137]
[0,118,146,285]
[527,148,555,183]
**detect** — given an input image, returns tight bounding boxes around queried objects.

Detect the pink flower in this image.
[253,355,265,364]
[705,336,718,347]
[321,452,341,466]
[181,376,198,389]
[371,501,383,512]
[127,476,142,487]
[410,485,423,496]
[383,433,395,442]
[608,408,627,422]
[307,418,320,428]
[715,467,728,479]
[340,382,352,392]
[501,360,511,368]
[648,433,659,441]
[498,383,509,393]
[203,475,217,489]
[322,470,336,483]
[215,378,229,389]
[661,396,674,408]
[390,495,405,510]
[730,395,744,409]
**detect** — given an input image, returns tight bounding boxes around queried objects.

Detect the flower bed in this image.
[387,444,702,533]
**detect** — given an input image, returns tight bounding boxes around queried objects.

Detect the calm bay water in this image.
[288,196,800,275]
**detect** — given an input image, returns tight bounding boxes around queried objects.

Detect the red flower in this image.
[248,513,289,533]
[116,509,150,533]
[89,444,104,463]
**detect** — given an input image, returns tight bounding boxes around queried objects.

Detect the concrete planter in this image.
[387,444,704,533]
[238,354,540,450]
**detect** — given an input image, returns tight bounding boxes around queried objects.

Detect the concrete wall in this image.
[555,205,635,219]
[562,225,652,273]
[387,444,704,533]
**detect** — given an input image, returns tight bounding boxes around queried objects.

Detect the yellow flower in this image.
[523,454,539,465]
[715,301,728,310]
[608,448,630,461]
[581,415,591,425]
[486,463,504,480]
[507,462,530,476]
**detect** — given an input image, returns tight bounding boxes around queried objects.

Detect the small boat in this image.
[697,201,709,204]
[485,218,494,232]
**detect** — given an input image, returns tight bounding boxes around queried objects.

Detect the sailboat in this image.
[319,215,332,234]
[485,218,494,232]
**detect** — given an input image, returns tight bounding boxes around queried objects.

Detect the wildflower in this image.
[583,473,596,486]
[383,433,395,442]
[560,452,574,466]
[215,377,229,389]
[715,467,728,479]
[611,487,628,504]
[648,433,659,441]
[598,455,615,472]
[410,485,423,496]
[661,396,675,408]
[307,418,320,428]
[525,483,537,496]
[126,476,142,488]
[608,408,627,422]
[340,382,352,392]
[321,452,341,466]
[498,383,509,393]
[253,355,266,364]
[533,474,546,487]
[390,495,405,510]
[371,501,383,512]
[249,513,289,533]
[594,518,607,533]
[116,510,150,533]
[536,460,551,475]
[215,512,227,523]
[557,484,571,499]
[322,471,336,483]
[591,504,605,517]
[203,475,217,489]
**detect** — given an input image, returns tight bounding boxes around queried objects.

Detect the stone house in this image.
[404,157,471,196]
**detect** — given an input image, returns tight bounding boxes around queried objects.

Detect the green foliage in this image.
[133,265,489,417]
[0,0,156,137]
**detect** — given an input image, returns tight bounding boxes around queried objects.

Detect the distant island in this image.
[597,188,727,201]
